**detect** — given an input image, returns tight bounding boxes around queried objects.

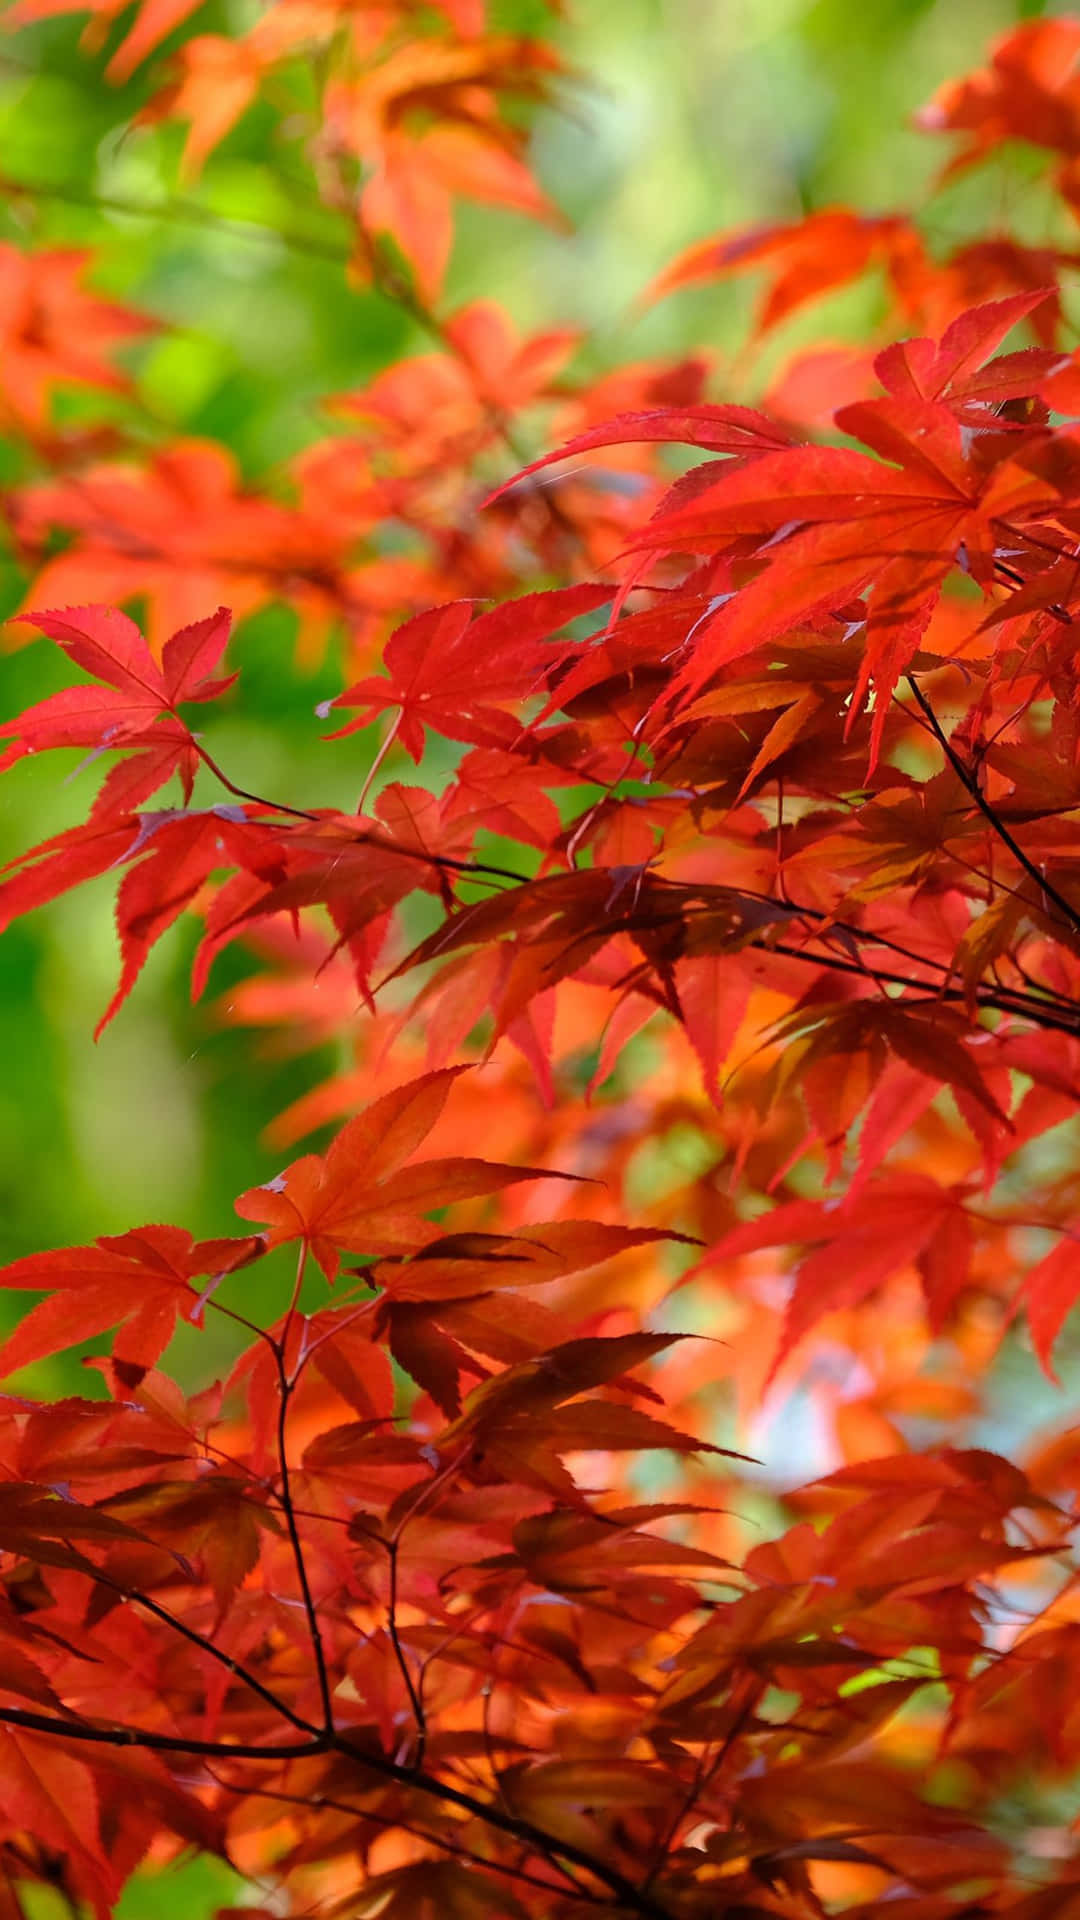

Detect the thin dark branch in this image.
[765,937,1080,1037]
[329,1724,679,1920]
[273,1259,336,1733]
[0,1701,678,1916]
[713,879,1006,989]
[196,740,526,884]
[84,1565,320,1739]
[0,1705,323,1762]
[537,885,1080,1037]
[644,1680,759,1891]
[599,874,1080,1034]
[210,1774,610,1906]
[906,672,1080,939]
[194,743,321,823]
[386,1537,426,1765]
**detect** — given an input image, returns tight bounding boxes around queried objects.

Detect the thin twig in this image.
[765,938,1080,1037]
[644,1678,760,1891]
[330,1722,679,1920]
[0,1706,323,1761]
[272,1251,336,1733]
[194,744,321,822]
[907,672,1080,938]
[210,1773,610,1906]
[386,1536,426,1765]
[0,1701,678,1917]
[81,1563,320,1739]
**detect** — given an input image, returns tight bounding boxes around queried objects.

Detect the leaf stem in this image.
[357,710,401,812]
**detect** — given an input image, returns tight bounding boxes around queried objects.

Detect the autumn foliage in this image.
[8,6,1080,1919]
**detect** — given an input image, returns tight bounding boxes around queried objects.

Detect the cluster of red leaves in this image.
[5,0,563,298]
[7,12,1080,1920]
[1,298,697,664]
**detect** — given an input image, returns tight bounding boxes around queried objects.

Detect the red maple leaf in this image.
[0,246,155,427]
[0,1225,263,1377]
[234,1068,564,1279]
[323,585,610,762]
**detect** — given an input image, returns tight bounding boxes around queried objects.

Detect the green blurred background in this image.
[0,0,1064,1909]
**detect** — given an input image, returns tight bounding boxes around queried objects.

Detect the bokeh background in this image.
[0,2,1068,1905]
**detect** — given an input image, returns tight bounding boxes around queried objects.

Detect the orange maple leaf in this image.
[5,0,207,82]
[0,246,154,428]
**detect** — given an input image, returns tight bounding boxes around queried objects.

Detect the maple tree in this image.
[7,4,1080,1918]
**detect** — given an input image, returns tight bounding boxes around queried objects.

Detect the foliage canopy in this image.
[6,5,1080,1919]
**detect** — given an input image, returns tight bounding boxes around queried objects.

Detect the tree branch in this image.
[211,1773,611,1906]
[0,1706,324,1762]
[765,937,1080,1038]
[0,1704,679,1917]
[328,1724,679,1920]
[906,672,1080,940]
[385,1536,426,1765]
[273,1255,336,1733]
[83,1564,321,1740]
